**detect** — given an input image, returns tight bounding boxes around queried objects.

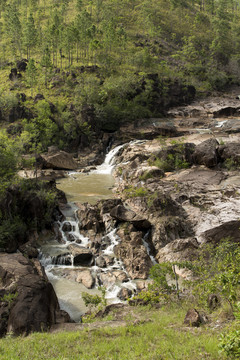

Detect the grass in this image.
[0,305,227,360]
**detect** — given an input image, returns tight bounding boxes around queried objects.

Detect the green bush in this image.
[124,186,148,198]
[219,302,240,358]
[219,330,240,358]
[185,238,240,312]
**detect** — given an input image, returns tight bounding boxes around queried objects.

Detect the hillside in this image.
[0,1,240,359]
[0,0,240,155]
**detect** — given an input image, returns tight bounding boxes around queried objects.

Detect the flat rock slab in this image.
[168,167,226,186]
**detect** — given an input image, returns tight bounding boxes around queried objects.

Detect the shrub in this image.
[124,186,148,198]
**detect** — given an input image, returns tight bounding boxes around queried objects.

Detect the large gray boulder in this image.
[192,138,219,168]
[218,142,240,164]
[0,253,70,337]
[41,150,78,170]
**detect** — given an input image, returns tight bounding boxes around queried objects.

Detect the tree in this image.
[26,58,37,96]
[23,13,38,59]
[210,0,232,65]
[41,45,52,88]
[3,4,22,58]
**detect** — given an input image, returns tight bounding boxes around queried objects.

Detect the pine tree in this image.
[23,13,38,59]
[26,58,37,96]
[4,4,22,58]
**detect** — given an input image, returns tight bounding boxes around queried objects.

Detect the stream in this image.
[39,145,136,322]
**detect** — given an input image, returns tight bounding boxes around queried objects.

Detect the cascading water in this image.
[39,144,137,322]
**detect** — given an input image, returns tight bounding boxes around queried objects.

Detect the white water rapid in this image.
[39,144,137,322]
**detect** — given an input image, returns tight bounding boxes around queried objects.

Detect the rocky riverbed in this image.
[2,91,240,335]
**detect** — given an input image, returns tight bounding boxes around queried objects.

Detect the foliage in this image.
[219,302,240,358]
[0,217,27,248]
[184,238,240,312]
[0,292,18,308]
[219,330,240,359]
[82,286,107,313]
[124,186,148,198]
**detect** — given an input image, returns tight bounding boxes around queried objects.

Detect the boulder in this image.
[41,151,78,170]
[62,221,74,232]
[117,287,133,300]
[96,256,107,268]
[67,244,94,266]
[114,239,152,280]
[76,269,95,289]
[110,205,151,230]
[0,253,70,337]
[183,309,206,327]
[156,238,199,263]
[201,220,240,244]
[207,294,221,310]
[218,143,240,164]
[34,93,45,103]
[192,138,219,168]
[77,203,105,234]
[17,59,28,72]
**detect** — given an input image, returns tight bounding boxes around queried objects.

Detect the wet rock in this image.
[67,244,94,266]
[18,241,39,258]
[221,119,240,133]
[96,256,107,268]
[66,233,78,242]
[117,287,133,300]
[77,203,105,234]
[0,253,69,337]
[112,271,129,282]
[192,138,219,168]
[110,205,151,230]
[76,269,95,289]
[183,309,206,327]
[99,199,123,215]
[99,235,111,250]
[41,151,78,170]
[114,240,152,280]
[99,269,127,287]
[62,222,73,232]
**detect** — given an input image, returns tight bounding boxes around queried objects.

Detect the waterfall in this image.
[39,143,137,322]
[91,144,124,175]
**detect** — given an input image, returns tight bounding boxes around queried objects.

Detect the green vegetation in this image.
[82,287,107,314]
[184,238,240,312]
[0,305,226,360]
[0,292,18,308]
[0,0,239,159]
[219,302,240,358]
[124,186,149,198]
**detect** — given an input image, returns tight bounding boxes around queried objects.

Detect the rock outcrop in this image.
[0,253,70,337]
